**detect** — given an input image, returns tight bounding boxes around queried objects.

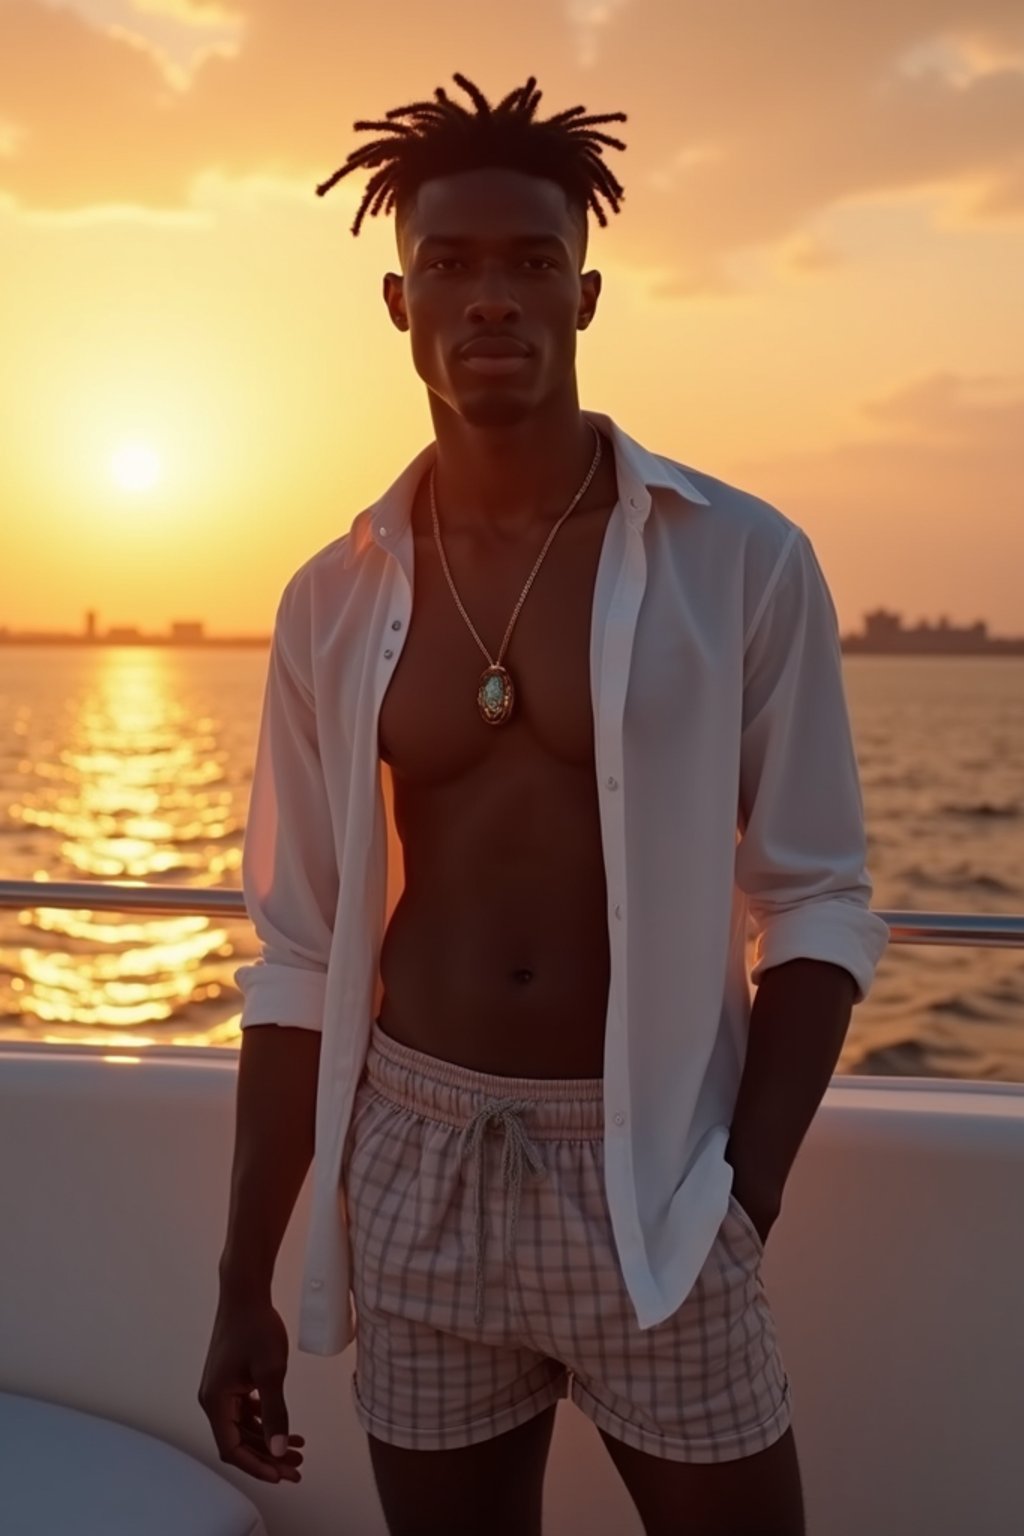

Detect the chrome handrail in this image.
[0,880,247,918]
[0,879,1022,947]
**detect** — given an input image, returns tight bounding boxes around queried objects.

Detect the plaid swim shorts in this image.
[340,1019,793,1463]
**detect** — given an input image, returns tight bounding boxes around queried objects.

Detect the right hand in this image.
[198,1296,305,1484]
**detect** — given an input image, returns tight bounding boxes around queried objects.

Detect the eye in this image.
[523,257,557,270]
[428,258,464,272]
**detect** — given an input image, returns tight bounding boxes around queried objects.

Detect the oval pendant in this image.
[478,665,514,726]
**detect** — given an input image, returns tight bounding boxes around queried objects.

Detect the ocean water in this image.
[0,647,1022,1081]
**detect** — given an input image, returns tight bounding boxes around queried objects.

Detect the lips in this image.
[458,337,532,358]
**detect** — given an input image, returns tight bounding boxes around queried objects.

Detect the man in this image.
[199,72,889,1536]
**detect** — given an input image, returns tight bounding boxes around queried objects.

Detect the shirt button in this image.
[614,904,622,920]
[391,620,402,631]
[378,525,388,536]
[309,1279,324,1290]
[613,1112,625,1126]
[383,648,394,659]
[606,776,618,790]
[629,497,641,510]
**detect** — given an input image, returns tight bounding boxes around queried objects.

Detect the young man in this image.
[200,73,889,1535]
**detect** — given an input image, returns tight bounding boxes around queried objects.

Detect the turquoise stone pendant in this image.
[478,665,514,726]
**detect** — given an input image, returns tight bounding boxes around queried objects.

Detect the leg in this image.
[343,1028,570,1532]
[599,1422,806,1536]
[562,1192,801,1534]
[367,1401,558,1536]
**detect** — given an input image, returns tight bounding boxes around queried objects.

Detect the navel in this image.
[511,967,535,985]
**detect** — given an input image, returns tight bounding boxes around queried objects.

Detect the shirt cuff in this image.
[234,960,327,1031]
[749,900,890,1003]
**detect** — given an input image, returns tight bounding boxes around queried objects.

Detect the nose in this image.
[466,266,522,324]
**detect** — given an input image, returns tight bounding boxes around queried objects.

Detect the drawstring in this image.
[459,1099,546,1326]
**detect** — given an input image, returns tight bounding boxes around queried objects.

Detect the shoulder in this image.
[643,452,830,654]
[658,454,799,540]
[269,513,381,681]
[651,453,807,585]
[272,530,349,630]
[281,528,353,598]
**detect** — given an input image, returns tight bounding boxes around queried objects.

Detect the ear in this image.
[578,268,602,329]
[382,272,408,332]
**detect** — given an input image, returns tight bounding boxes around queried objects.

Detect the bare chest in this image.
[379,502,617,779]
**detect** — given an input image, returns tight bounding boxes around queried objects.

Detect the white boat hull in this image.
[2,1043,1021,1535]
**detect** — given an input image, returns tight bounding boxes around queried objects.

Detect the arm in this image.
[218,1024,320,1302]
[725,959,856,1241]
[727,530,889,1239]
[200,592,337,1483]
[220,584,339,1294]
[203,1031,317,1486]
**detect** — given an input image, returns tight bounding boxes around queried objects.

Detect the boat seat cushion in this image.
[0,1391,267,1535]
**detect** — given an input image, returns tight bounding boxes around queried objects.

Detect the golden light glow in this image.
[2,4,1024,1061]
[2,649,246,1049]
[0,11,1020,636]
[110,441,162,493]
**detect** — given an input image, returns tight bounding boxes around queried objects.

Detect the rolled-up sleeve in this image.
[735,528,889,1001]
[233,585,338,1030]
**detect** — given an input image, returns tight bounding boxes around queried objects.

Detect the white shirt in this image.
[235,408,889,1355]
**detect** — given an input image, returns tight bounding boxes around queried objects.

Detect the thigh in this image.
[599,1422,806,1536]
[343,1073,569,1450]
[367,1402,559,1536]
[557,1188,792,1466]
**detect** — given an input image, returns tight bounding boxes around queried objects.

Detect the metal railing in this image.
[0,880,1022,948]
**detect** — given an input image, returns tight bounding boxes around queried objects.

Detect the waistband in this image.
[364,1018,605,1137]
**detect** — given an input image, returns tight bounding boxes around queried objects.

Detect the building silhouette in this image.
[842,608,1024,655]
[2,605,1022,654]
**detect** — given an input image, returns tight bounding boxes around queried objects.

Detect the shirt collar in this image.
[343,409,710,568]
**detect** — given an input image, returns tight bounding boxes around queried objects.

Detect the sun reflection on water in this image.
[3,647,253,1048]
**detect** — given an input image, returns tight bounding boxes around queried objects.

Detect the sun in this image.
[110,441,162,493]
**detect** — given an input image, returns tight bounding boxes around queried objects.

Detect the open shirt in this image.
[234,407,890,1354]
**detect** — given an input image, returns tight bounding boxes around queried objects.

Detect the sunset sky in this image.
[1,0,1022,637]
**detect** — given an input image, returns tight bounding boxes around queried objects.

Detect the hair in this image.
[314,72,628,255]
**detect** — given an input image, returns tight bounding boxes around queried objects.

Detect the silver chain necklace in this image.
[429,423,603,726]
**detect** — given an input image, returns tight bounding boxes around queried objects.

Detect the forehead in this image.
[402,168,578,251]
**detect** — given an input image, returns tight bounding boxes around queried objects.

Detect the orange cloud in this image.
[742,369,1024,493]
[785,235,843,273]
[734,370,1024,633]
[1,1,1022,295]
[130,1,239,20]
[861,371,1024,445]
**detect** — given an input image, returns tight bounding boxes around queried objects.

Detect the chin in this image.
[457,391,537,429]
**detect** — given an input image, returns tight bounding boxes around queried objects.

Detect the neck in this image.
[427,393,604,538]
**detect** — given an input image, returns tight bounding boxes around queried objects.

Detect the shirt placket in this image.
[593,501,649,1276]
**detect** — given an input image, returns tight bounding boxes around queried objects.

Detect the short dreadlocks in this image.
[315,72,627,259]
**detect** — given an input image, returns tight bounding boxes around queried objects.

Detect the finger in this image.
[229,1427,302,1479]
[238,1397,305,1445]
[238,1422,304,1456]
[226,1445,292,1483]
[239,1411,306,1449]
[241,1431,306,1459]
[255,1380,290,1457]
[208,1395,292,1482]
[235,1397,305,1464]
[239,1437,303,1473]
[207,1388,255,1455]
